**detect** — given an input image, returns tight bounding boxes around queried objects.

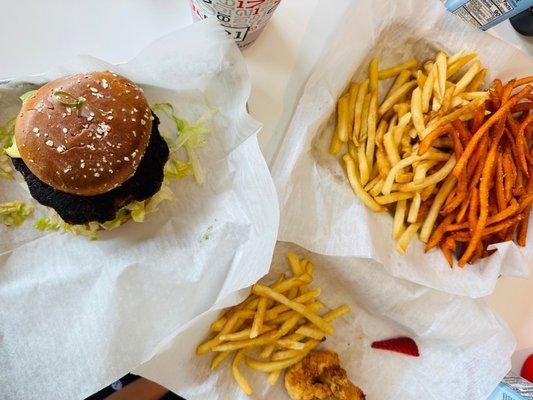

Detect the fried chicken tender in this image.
[284,350,365,400]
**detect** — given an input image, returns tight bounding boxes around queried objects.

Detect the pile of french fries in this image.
[426,77,533,266]
[330,50,491,255]
[196,253,350,395]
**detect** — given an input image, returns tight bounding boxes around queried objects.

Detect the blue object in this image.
[487,373,533,399]
[446,0,533,29]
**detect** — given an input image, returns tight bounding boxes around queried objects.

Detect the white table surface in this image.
[1,0,532,378]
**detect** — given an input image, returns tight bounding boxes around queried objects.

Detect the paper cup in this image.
[190,0,281,48]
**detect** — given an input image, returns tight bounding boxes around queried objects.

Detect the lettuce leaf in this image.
[152,102,215,184]
[35,213,100,240]
[38,183,176,238]
[0,201,34,226]
[20,90,37,104]
[164,158,192,180]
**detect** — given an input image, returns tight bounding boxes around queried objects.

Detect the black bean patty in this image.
[12,113,169,225]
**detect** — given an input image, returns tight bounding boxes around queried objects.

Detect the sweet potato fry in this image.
[454,85,532,179]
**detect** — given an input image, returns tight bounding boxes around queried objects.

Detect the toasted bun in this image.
[15,71,153,196]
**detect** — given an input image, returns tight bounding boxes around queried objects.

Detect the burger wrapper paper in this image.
[0,20,279,400]
[136,241,516,400]
[271,0,533,298]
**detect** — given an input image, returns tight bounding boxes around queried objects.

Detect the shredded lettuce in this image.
[35,213,100,240]
[5,138,20,158]
[20,90,36,105]
[152,102,215,184]
[125,201,146,223]
[37,183,176,238]
[0,118,17,178]
[164,158,193,180]
[0,201,33,226]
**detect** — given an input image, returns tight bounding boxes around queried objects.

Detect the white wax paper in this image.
[136,241,515,400]
[270,0,533,299]
[0,20,279,400]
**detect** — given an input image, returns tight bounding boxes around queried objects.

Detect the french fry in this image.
[250,297,268,338]
[422,63,435,113]
[232,350,253,395]
[358,144,370,185]
[407,192,422,223]
[420,174,457,242]
[378,59,418,80]
[379,81,417,116]
[337,94,351,142]
[396,222,421,254]
[344,154,385,212]
[366,91,378,172]
[436,51,447,100]
[353,79,369,142]
[252,284,335,334]
[386,69,413,99]
[369,58,379,92]
[446,52,478,78]
[453,60,481,96]
[374,192,414,204]
[359,92,372,142]
[393,199,407,239]
[411,87,425,136]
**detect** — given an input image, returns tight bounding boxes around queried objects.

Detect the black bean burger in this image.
[10,71,169,225]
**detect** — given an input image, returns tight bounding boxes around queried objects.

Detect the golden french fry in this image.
[376,119,388,148]
[422,96,485,137]
[421,62,435,115]
[366,91,378,173]
[447,48,465,65]
[436,51,447,99]
[379,81,417,116]
[343,154,385,212]
[386,69,412,99]
[265,289,321,321]
[271,349,302,361]
[250,297,268,338]
[382,152,451,195]
[374,192,414,204]
[393,199,407,239]
[220,324,274,342]
[337,94,350,142]
[396,222,421,254]
[329,131,343,155]
[393,112,412,145]
[359,92,372,142]
[357,144,370,185]
[383,130,401,167]
[295,325,326,340]
[276,339,306,350]
[446,52,478,78]
[286,252,303,276]
[268,370,282,385]
[465,68,487,92]
[347,82,359,138]
[232,350,253,395]
[210,316,227,332]
[259,344,276,359]
[407,192,422,223]
[353,79,369,142]
[211,351,231,370]
[252,284,335,334]
[416,70,427,88]
[440,86,455,114]
[369,58,379,92]
[419,173,457,242]
[246,340,320,373]
[397,156,456,192]
[378,59,418,80]
[453,60,481,96]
